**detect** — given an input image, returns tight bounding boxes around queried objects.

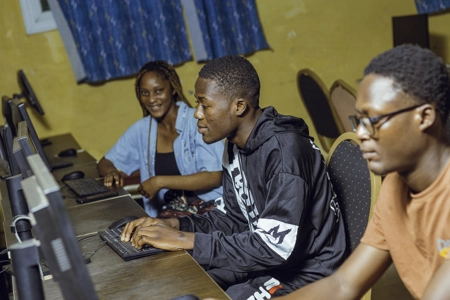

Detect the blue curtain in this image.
[415,0,450,14]
[57,0,191,83]
[188,0,269,61]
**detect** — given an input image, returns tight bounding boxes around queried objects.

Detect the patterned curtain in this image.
[415,0,450,14]
[56,0,191,83]
[183,0,270,61]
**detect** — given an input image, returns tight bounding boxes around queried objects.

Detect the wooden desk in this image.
[41,133,82,156]
[43,236,229,299]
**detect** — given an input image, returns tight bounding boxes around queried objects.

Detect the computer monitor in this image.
[13,137,32,179]
[0,128,12,178]
[2,95,15,134]
[14,70,45,115]
[10,99,52,171]
[21,154,97,300]
[392,14,430,49]
[2,124,20,176]
[13,121,37,178]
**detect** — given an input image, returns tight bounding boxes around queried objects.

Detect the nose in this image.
[194,106,204,120]
[355,123,370,141]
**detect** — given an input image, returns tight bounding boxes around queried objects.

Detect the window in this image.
[20,0,56,35]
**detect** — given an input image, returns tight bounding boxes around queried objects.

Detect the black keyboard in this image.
[98,228,163,261]
[65,177,117,198]
[48,156,73,170]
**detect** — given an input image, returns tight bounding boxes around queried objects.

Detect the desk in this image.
[1,133,229,300]
[43,237,228,299]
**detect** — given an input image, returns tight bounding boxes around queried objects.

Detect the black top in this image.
[155,152,181,176]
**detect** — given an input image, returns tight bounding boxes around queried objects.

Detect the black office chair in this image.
[330,79,357,133]
[297,69,344,153]
[326,132,382,300]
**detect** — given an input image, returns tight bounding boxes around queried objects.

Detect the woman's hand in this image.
[104,169,124,187]
[137,176,162,200]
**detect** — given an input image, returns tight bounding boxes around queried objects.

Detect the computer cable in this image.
[10,214,31,243]
[10,215,45,279]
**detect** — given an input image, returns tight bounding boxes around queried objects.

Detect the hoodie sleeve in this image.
[191,171,308,272]
[178,168,249,235]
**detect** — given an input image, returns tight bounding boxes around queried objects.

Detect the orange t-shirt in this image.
[361,161,450,299]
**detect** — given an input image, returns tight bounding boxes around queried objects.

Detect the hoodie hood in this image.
[241,106,311,155]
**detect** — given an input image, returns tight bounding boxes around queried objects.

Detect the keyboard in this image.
[98,228,163,261]
[48,156,73,170]
[65,177,118,198]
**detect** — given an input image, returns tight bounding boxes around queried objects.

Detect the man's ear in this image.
[417,104,436,132]
[235,98,247,117]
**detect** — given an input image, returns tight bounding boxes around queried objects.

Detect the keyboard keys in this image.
[98,228,163,261]
[65,178,111,197]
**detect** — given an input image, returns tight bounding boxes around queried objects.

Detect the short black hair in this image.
[135,60,190,117]
[364,44,450,122]
[199,55,260,108]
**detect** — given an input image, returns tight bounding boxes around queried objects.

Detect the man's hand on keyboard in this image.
[121,217,180,242]
[130,222,195,251]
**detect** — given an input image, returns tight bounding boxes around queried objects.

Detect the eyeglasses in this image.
[348,104,422,136]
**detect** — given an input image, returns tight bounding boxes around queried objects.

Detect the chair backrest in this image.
[330,79,357,133]
[326,132,381,254]
[297,69,344,152]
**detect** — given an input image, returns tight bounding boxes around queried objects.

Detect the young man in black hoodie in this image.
[121,55,346,299]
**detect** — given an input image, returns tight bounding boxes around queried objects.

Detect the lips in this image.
[360,149,377,160]
[147,104,162,111]
[197,125,207,134]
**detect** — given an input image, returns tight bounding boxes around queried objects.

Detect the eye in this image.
[141,91,149,96]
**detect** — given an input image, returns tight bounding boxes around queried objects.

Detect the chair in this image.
[326,132,382,300]
[330,79,357,132]
[297,69,344,153]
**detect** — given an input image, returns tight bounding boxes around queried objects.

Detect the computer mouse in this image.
[58,148,78,157]
[61,170,85,182]
[108,215,139,230]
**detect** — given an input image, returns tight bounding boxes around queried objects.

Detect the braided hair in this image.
[135,61,191,117]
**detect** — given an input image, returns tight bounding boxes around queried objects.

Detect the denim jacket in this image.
[105,101,224,216]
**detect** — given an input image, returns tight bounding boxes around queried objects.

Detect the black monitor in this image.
[392,14,430,49]
[10,99,52,171]
[13,137,33,179]
[0,127,12,178]
[20,154,97,300]
[3,124,20,176]
[14,70,45,115]
[13,121,36,179]
[2,95,15,135]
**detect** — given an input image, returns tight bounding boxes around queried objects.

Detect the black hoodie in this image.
[179,107,346,289]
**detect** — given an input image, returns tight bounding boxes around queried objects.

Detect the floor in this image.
[371,264,414,300]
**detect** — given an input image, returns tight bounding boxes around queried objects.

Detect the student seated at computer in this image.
[97,61,224,217]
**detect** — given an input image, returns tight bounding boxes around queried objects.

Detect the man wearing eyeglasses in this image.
[276,44,450,299]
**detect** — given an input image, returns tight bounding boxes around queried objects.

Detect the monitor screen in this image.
[392,14,430,49]
[21,154,97,300]
[10,99,52,171]
[16,70,45,115]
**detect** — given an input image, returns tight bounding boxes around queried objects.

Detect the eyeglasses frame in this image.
[348,104,423,136]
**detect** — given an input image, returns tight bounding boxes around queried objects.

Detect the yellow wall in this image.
[1,0,449,158]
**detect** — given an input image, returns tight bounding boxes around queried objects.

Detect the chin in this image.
[367,161,389,176]
[202,134,220,145]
